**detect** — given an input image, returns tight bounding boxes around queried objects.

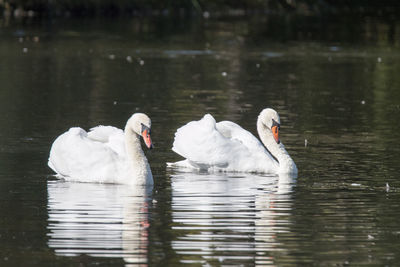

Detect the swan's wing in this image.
[172,114,262,170]
[216,120,274,159]
[88,126,125,155]
[172,115,279,173]
[216,120,278,172]
[48,127,123,181]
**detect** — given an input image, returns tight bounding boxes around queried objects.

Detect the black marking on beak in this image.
[141,123,153,149]
[141,123,151,135]
[271,119,281,144]
[272,119,280,130]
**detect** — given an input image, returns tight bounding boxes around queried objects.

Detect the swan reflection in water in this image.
[46,180,152,265]
[171,171,296,266]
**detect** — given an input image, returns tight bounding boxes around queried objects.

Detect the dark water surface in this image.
[1,15,400,266]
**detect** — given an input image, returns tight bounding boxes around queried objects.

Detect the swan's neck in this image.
[257,121,297,174]
[124,126,153,185]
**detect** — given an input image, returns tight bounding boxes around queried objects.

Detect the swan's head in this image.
[259,108,281,144]
[128,113,153,149]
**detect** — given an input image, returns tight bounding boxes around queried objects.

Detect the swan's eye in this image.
[141,123,151,135]
[271,119,280,130]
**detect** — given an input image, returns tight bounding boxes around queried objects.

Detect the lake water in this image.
[1,15,400,266]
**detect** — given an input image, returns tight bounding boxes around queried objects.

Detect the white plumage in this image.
[171,114,278,173]
[48,113,153,185]
[170,108,297,174]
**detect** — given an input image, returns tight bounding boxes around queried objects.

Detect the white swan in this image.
[48,113,154,185]
[169,108,297,174]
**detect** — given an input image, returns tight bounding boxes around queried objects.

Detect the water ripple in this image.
[170,172,296,265]
[46,181,152,265]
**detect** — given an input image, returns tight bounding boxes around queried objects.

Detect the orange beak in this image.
[141,129,153,149]
[271,125,280,144]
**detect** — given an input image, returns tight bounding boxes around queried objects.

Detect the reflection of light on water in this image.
[171,172,296,266]
[47,181,152,265]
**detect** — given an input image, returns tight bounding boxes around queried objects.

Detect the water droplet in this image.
[329,46,340,52]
